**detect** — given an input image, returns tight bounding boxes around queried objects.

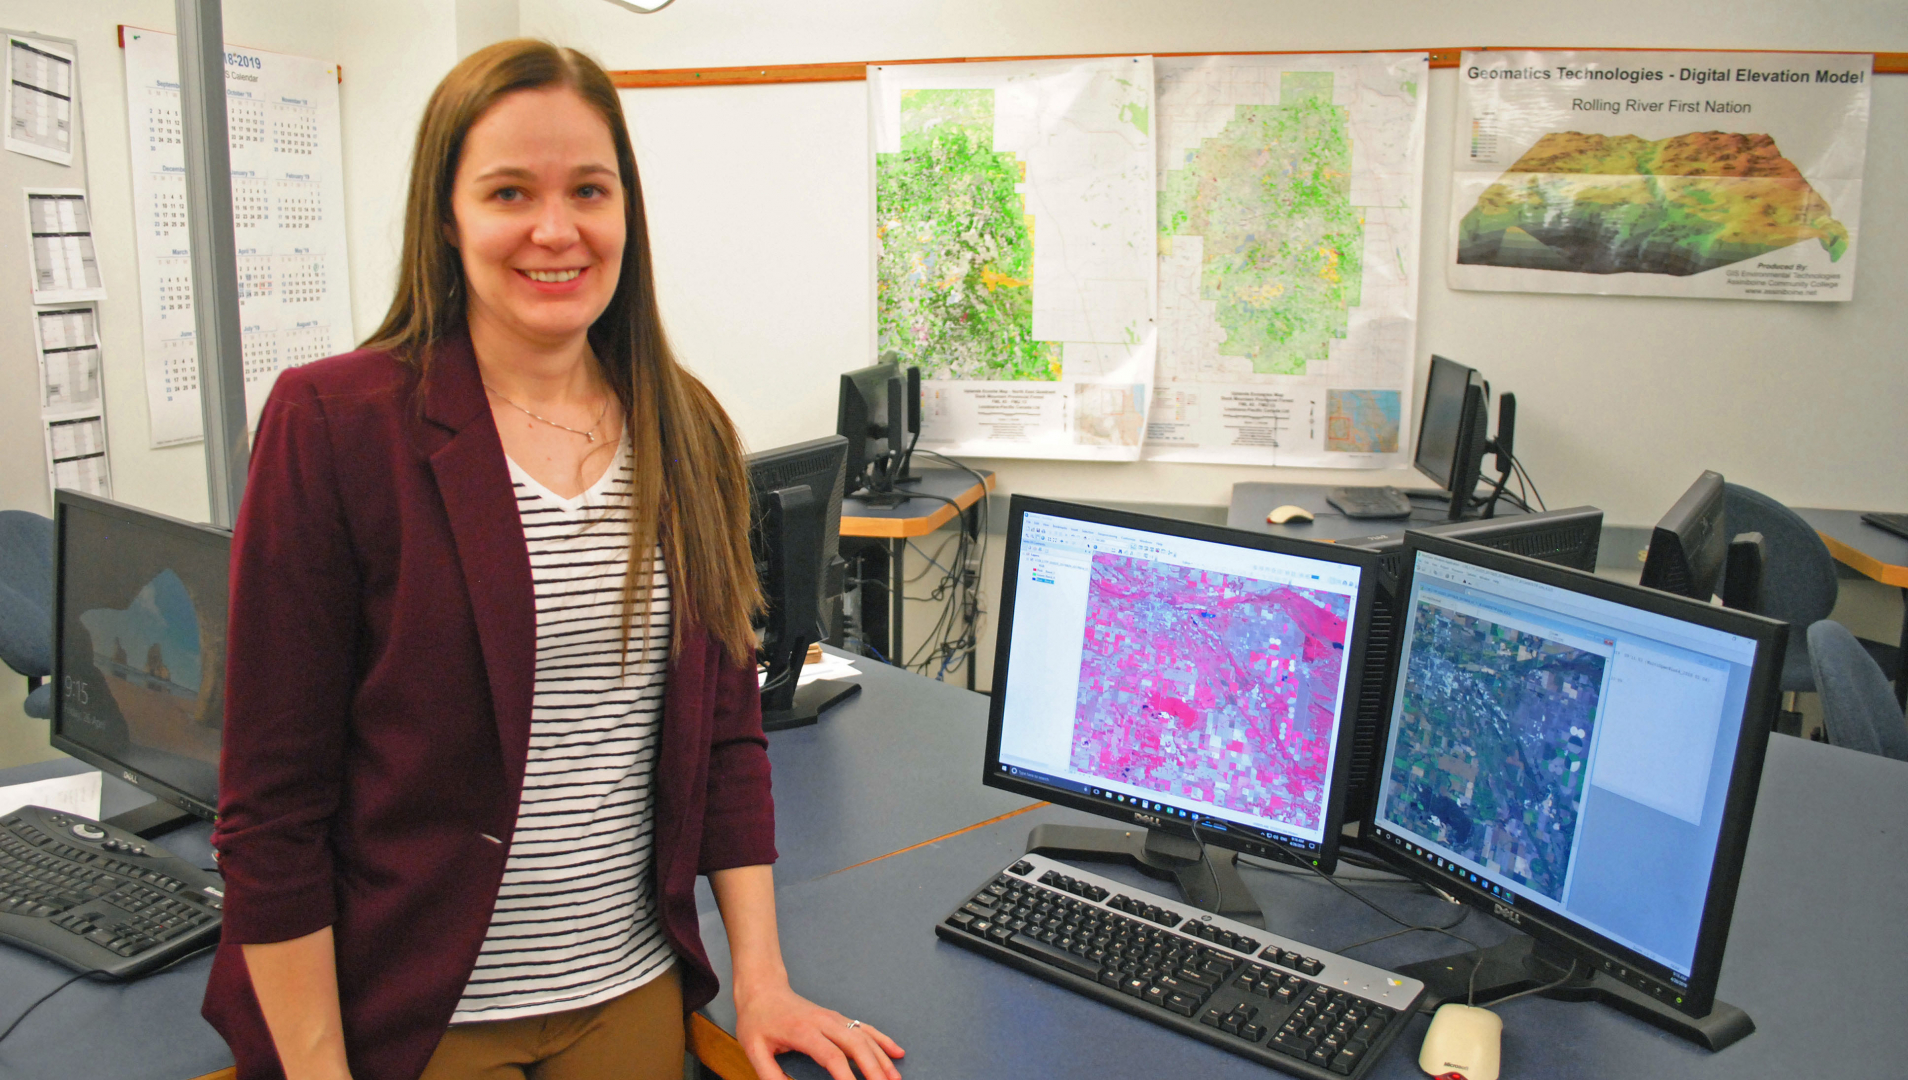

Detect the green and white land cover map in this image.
[1143,54,1427,468]
[872,58,1157,460]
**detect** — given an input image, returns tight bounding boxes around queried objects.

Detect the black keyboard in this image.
[1861,512,1908,543]
[935,853,1424,1078]
[1326,487,1415,520]
[0,805,223,978]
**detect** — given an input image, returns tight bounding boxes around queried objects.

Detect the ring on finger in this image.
[846,1019,862,1031]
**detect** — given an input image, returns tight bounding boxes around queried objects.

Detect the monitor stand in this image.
[104,799,197,840]
[761,678,861,732]
[1025,823,1266,929]
[1397,935,1755,1051]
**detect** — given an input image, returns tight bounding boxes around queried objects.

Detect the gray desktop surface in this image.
[699,734,1908,1079]
[695,648,1026,915]
[1228,482,1469,541]
[0,649,1017,1079]
[0,758,221,1079]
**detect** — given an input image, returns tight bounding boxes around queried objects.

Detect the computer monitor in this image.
[50,490,229,835]
[748,435,858,731]
[1361,531,1785,1049]
[1641,471,1728,601]
[837,358,920,505]
[983,496,1381,925]
[1413,355,1491,521]
[1337,507,1605,820]
[1419,354,1488,511]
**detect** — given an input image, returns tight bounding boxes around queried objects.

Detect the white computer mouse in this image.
[1418,1003,1502,1080]
[1266,504,1315,525]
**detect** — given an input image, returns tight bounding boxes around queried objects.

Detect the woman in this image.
[202,40,903,1080]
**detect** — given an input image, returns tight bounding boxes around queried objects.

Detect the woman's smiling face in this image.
[449,85,626,351]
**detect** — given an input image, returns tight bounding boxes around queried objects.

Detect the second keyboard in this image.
[936,852,1425,1079]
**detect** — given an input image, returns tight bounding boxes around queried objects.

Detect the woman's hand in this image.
[734,979,904,1080]
[708,865,905,1079]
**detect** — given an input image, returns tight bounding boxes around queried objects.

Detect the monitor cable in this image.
[1246,836,1479,957]
[1510,454,1546,511]
[1188,818,1224,919]
[911,449,991,683]
[887,457,991,683]
[895,490,976,678]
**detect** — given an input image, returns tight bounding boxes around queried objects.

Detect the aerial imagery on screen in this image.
[1068,552,1351,832]
[1383,595,1606,900]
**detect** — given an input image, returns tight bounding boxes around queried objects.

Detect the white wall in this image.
[3,1,1904,761]
[0,0,352,764]
[0,0,523,531]
[0,1,347,527]
[521,0,1908,527]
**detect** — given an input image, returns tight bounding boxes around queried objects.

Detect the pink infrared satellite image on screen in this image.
[1070,552,1351,832]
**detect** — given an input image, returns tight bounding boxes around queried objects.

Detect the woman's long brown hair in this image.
[363,39,760,667]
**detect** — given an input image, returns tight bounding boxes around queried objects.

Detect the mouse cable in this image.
[1473,954,1579,1009]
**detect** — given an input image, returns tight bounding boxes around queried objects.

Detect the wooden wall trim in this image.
[610,49,1907,88]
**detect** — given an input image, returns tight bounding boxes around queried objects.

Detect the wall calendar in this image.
[121,27,353,447]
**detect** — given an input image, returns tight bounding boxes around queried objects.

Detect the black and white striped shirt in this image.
[451,442,675,1023]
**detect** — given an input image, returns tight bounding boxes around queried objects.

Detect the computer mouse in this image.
[1418,1003,1502,1080]
[1266,504,1314,525]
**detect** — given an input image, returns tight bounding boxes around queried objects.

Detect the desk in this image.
[0,654,1020,1080]
[698,701,1908,1078]
[0,759,226,1080]
[1227,482,1481,541]
[696,648,1031,914]
[839,467,995,682]
[1796,507,1908,704]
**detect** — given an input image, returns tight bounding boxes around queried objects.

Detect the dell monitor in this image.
[984,496,1381,925]
[1641,471,1728,602]
[1336,507,1604,820]
[51,490,229,836]
[1362,531,1785,1049]
[837,358,920,506]
[748,435,858,731]
[1412,356,1492,522]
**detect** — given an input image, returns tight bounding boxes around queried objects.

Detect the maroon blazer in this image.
[202,335,777,1080]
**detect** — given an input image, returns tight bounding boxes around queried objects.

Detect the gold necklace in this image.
[484,384,612,443]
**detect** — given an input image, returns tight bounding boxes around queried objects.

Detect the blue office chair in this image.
[1719,484,1898,695]
[1808,620,1908,761]
[0,510,55,720]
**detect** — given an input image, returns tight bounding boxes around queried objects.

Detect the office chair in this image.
[1719,484,1898,696]
[0,510,55,720]
[1807,620,1908,761]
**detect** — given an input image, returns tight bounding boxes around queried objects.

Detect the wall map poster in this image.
[1144,53,1426,468]
[871,57,1157,460]
[123,28,354,447]
[1451,50,1870,302]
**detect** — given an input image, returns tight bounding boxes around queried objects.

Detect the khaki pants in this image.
[420,966,685,1080]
